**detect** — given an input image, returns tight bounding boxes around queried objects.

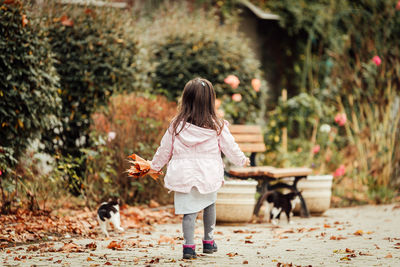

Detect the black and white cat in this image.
[264,191,300,225]
[97,199,124,237]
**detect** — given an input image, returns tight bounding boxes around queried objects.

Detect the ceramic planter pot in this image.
[216,180,257,223]
[292,175,333,215]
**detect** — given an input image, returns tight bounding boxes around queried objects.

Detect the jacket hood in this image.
[176,122,217,147]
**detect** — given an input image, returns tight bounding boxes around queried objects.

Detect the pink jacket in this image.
[150,120,247,194]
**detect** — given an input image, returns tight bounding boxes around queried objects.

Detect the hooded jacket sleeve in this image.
[150,126,174,172]
[219,121,247,166]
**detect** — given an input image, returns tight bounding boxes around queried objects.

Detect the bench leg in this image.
[298,192,310,218]
[254,177,310,218]
[253,179,270,215]
[293,176,310,218]
[253,190,274,216]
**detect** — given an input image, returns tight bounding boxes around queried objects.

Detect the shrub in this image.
[38,5,138,158]
[0,1,60,181]
[264,93,334,152]
[92,93,177,205]
[55,133,118,208]
[14,148,65,212]
[140,3,266,123]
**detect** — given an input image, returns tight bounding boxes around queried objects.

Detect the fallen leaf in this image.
[107,241,123,250]
[283,229,295,234]
[345,248,355,253]
[384,253,393,258]
[145,258,160,264]
[85,242,97,250]
[359,251,373,256]
[104,262,112,265]
[245,240,254,244]
[243,260,249,264]
[330,235,346,240]
[227,252,238,257]
[59,242,83,253]
[87,257,93,261]
[354,230,363,236]
[374,244,380,249]
[333,249,346,254]
[277,262,295,267]
[340,256,351,261]
[245,235,252,239]
[324,224,331,228]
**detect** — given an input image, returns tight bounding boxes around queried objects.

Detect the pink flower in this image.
[215,98,221,109]
[396,0,400,10]
[251,78,261,92]
[334,113,347,126]
[312,145,320,154]
[333,165,346,177]
[232,93,242,102]
[0,170,2,176]
[372,56,382,66]
[224,75,240,89]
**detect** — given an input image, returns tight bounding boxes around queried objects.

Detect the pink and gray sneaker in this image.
[183,244,197,259]
[203,240,218,254]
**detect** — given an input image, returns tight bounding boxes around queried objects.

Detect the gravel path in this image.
[1,204,399,266]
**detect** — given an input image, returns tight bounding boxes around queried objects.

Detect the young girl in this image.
[150,77,249,259]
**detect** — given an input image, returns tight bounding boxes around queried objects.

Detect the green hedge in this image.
[142,4,266,123]
[0,0,60,173]
[39,6,138,157]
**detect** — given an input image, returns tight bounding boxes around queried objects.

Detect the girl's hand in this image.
[245,158,251,167]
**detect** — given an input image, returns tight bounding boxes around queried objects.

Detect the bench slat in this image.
[228,166,312,178]
[238,143,266,152]
[228,166,275,177]
[233,134,264,143]
[267,167,312,178]
[229,125,262,134]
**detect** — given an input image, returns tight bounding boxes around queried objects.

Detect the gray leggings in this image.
[182,203,216,245]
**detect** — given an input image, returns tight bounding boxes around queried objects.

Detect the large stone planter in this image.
[216,180,257,223]
[292,175,333,215]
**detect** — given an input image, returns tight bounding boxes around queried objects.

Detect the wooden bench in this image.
[226,125,312,217]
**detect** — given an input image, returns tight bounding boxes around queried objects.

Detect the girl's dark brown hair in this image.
[172,77,224,135]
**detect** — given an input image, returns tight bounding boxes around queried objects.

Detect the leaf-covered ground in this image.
[0,204,180,247]
[1,204,399,266]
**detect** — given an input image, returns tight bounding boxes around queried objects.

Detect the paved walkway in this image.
[1,204,399,266]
